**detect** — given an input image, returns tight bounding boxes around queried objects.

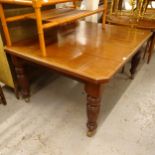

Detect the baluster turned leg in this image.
[85,83,101,137]
[130,50,141,79]
[147,32,155,64]
[11,56,30,102]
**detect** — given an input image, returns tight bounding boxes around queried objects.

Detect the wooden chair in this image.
[0,0,107,57]
[141,0,155,17]
[0,85,7,105]
[110,0,155,19]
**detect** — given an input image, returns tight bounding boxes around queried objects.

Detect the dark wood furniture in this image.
[143,29,155,63]
[5,22,152,136]
[0,86,7,105]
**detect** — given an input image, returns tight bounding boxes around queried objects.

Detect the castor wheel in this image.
[24,97,30,103]
[87,129,96,137]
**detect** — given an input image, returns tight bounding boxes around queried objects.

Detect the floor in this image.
[0,54,155,155]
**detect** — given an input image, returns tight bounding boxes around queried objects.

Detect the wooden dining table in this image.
[4,21,152,136]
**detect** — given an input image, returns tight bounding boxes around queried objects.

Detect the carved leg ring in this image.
[87,95,101,137]
[85,83,101,137]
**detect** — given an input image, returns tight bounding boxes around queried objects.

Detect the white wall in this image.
[82,0,100,22]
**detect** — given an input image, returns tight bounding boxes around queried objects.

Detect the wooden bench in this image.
[4,22,152,136]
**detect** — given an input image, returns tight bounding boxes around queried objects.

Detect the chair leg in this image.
[0,86,7,105]
[141,1,149,18]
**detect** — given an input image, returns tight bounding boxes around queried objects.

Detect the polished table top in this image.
[5,22,152,83]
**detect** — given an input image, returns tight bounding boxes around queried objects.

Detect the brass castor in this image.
[24,98,30,103]
[87,130,96,137]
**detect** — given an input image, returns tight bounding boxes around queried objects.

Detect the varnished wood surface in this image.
[4,7,105,29]
[0,0,79,6]
[5,22,152,83]
[0,0,106,55]
[0,0,32,6]
[29,6,104,29]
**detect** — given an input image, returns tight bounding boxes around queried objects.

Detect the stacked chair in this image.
[0,0,107,56]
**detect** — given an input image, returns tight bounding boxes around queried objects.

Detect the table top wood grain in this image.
[5,22,152,83]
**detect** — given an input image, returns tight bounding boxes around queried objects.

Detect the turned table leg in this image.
[143,38,151,60]
[121,65,125,74]
[85,83,101,137]
[11,56,30,102]
[130,50,141,79]
[147,32,155,64]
